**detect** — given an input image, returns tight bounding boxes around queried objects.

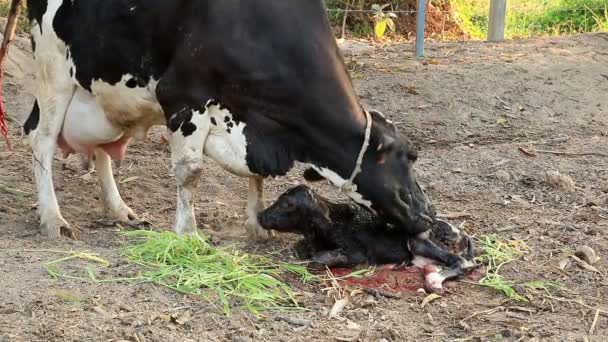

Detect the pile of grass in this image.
[474,234,559,301]
[122,231,315,316]
[44,230,315,316]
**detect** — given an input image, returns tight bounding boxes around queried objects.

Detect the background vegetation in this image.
[0,0,606,39]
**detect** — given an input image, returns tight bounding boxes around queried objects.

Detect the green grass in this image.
[454,0,608,39]
[44,231,317,317]
[122,230,316,316]
[473,234,560,301]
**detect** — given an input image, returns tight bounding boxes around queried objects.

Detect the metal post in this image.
[488,0,507,42]
[415,0,427,58]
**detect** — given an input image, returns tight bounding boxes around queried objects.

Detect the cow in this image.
[0,0,436,244]
[258,185,477,291]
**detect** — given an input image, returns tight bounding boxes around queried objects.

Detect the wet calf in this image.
[258,185,476,291]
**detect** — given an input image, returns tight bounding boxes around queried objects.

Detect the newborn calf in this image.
[258,185,476,291]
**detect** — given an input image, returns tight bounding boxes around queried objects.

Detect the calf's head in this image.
[430,219,475,260]
[258,185,330,234]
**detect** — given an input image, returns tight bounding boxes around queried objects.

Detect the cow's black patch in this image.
[224,116,230,123]
[27,0,48,34]
[226,128,232,134]
[181,122,197,136]
[208,100,220,107]
[227,122,234,128]
[51,0,176,91]
[210,117,217,126]
[69,67,74,77]
[168,108,197,137]
[125,78,138,88]
[24,101,40,135]
[30,36,36,52]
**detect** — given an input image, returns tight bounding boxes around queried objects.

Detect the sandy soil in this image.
[1,31,608,341]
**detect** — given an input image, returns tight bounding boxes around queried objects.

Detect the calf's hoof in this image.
[40,216,78,240]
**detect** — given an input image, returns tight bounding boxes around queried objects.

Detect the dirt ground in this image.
[2,31,608,342]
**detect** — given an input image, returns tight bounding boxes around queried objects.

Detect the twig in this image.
[0,183,32,197]
[460,306,504,324]
[364,287,402,299]
[589,309,600,334]
[544,295,608,315]
[274,315,312,328]
[531,149,608,158]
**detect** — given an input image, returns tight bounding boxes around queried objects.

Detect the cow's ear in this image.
[376,135,395,164]
[303,168,325,182]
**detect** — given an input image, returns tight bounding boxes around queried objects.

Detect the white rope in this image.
[341,109,372,193]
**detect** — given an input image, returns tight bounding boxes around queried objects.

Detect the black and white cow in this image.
[3,0,436,241]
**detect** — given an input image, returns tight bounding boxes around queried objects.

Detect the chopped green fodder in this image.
[42,231,317,316]
[122,230,316,316]
[473,234,560,301]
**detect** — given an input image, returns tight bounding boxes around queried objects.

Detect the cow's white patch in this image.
[28,0,79,238]
[203,103,254,177]
[308,165,374,209]
[61,88,124,156]
[170,108,212,236]
[90,74,164,141]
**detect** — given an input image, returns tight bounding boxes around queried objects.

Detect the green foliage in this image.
[372,4,398,39]
[473,234,560,301]
[454,0,608,38]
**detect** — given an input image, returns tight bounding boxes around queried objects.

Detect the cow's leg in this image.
[94,149,138,222]
[245,177,273,240]
[27,92,77,239]
[167,110,211,236]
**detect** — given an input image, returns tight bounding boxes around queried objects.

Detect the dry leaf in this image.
[518,147,537,157]
[330,297,350,318]
[545,170,576,193]
[346,319,360,330]
[570,255,600,273]
[558,258,571,271]
[496,118,508,126]
[172,311,192,325]
[120,176,139,184]
[421,293,442,308]
[575,246,599,265]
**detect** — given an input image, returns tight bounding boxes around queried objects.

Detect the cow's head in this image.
[305,110,435,236]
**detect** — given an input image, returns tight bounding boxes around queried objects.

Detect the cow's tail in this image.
[0,0,23,151]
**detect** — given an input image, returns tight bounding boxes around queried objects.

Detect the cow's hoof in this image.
[40,216,78,240]
[106,204,139,222]
[174,225,198,237]
[245,220,271,241]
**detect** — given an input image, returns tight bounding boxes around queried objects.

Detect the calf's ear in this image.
[303,168,325,182]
